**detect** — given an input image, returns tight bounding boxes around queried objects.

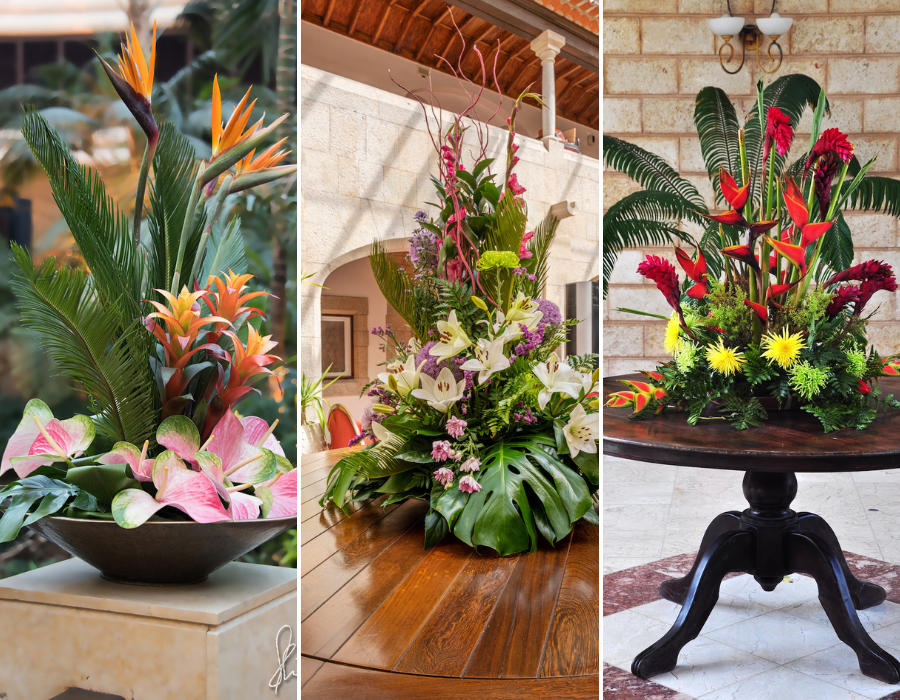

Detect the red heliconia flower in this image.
[674,247,708,299]
[805,128,853,175]
[814,152,840,216]
[783,177,809,230]
[855,275,899,316]
[825,260,895,287]
[825,285,860,318]
[765,236,807,273]
[749,219,779,244]
[767,280,799,301]
[882,360,900,377]
[764,106,793,163]
[744,299,768,325]
[800,221,832,249]
[637,255,681,312]
[718,168,750,210]
[858,380,873,394]
[722,244,760,272]
[700,209,746,227]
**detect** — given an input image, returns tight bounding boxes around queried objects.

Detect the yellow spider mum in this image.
[705,339,745,376]
[664,313,682,355]
[761,328,805,368]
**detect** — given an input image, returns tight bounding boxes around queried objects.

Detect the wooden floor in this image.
[300,448,600,699]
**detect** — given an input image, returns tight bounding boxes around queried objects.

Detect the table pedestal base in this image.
[631,471,900,685]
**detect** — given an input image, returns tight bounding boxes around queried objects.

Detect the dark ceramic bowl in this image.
[27,515,297,586]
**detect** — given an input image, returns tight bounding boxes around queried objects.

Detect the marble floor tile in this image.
[698,665,870,700]
[605,480,675,507]
[604,556,660,574]
[635,594,769,633]
[603,609,673,669]
[781,599,900,634]
[785,642,900,699]
[704,609,843,663]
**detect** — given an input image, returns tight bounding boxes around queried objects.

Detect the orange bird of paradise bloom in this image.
[235,137,291,175]
[211,75,262,159]
[98,21,158,144]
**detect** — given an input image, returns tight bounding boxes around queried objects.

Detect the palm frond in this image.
[847,176,900,218]
[10,246,158,447]
[319,432,414,510]
[21,108,144,326]
[527,213,559,297]
[147,121,206,291]
[484,193,527,252]
[694,86,741,206]
[197,218,247,283]
[603,135,706,209]
[369,239,429,340]
[743,74,825,203]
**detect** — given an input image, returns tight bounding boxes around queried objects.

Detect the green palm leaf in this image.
[10,246,158,447]
[197,218,247,283]
[369,239,429,340]
[526,213,559,297]
[819,211,854,274]
[604,135,706,209]
[847,176,900,218]
[694,86,741,205]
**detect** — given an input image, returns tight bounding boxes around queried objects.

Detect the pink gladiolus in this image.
[519,230,534,260]
[507,173,526,196]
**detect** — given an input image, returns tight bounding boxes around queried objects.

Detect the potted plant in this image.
[319,48,599,556]
[606,79,900,432]
[299,368,340,454]
[0,24,299,584]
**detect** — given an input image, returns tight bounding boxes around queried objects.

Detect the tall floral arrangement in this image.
[607,81,900,432]
[0,25,298,539]
[320,29,599,556]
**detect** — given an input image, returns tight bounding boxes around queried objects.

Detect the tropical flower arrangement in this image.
[606,79,900,432]
[0,24,298,542]
[320,40,599,557]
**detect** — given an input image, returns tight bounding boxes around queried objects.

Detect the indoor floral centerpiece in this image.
[319,47,599,557]
[0,25,298,584]
[606,80,900,432]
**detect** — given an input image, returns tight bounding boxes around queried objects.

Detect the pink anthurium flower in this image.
[98,440,153,481]
[239,417,285,457]
[1,399,95,478]
[255,468,298,519]
[194,451,262,520]
[111,450,231,528]
[206,410,278,484]
[156,415,202,467]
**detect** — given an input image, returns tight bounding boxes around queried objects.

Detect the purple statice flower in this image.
[458,475,482,493]
[534,299,562,328]
[460,457,480,473]
[416,341,465,381]
[432,440,453,462]
[446,416,467,439]
[409,229,439,272]
[434,467,454,488]
[464,370,476,390]
[414,210,428,223]
[514,323,545,356]
[348,432,368,447]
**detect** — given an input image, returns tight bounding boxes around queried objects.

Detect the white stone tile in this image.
[783,599,900,635]
[602,609,672,669]
[717,574,821,613]
[705,609,843,664]
[604,481,674,507]
[635,594,769,633]
[785,642,900,700]
[699,666,871,700]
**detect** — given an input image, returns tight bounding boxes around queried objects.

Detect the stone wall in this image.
[301,65,600,383]
[603,0,900,376]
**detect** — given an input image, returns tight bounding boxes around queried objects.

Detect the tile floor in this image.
[603,456,900,700]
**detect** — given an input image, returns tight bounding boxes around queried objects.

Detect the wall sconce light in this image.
[709,1,793,75]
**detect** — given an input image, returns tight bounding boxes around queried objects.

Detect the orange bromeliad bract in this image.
[203,271,271,338]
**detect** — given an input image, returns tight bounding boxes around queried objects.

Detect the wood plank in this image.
[464,533,572,678]
[300,497,399,552]
[300,475,328,505]
[301,497,425,588]
[300,450,338,476]
[302,661,601,699]
[301,493,328,522]
[394,551,519,675]
[331,538,475,669]
[301,523,433,658]
[300,498,367,544]
[540,523,600,677]
[300,464,334,489]
[300,655,325,687]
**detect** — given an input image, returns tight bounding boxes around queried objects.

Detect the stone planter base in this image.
[0,559,297,700]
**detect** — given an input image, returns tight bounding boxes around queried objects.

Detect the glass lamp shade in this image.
[757,13,793,36]
[708,14,746,37]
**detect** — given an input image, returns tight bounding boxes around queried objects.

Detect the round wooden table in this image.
[300,448,600,699]
[604,374,900,685]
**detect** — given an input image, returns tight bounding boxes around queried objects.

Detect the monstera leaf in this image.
[452,435,592,556]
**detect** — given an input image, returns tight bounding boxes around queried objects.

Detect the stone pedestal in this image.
[0,559,297,700]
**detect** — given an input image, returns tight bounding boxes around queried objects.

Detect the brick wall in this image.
[603,0,900,377]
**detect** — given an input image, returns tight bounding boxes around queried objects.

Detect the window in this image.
[321,315,353,379]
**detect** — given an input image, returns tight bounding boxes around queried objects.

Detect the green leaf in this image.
[434,485,469,529]
[23,491,71,526]
[198,218,247,284]
[573,450,599,485]
[694,86,742,203]
[71,490,100,512]
[256,484,274,518]
[377,471,420,493]
[424,510,449,549]
[393,449,435,463]
[847,175,900,217]
[472,158,494,179]
[65,463,142,505]
[369,239,431,340]
[481,182,501,209]
[0,475,79,542]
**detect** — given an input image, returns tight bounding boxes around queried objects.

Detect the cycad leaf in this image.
[527,214,559,297]
[847,176,900,218]
[485,193,527,252]
[198,218,247,284]
[694,86,741,205]
[604,135,705,209]
[147,121,206,290]
[10,246,158,448]
[319,433,414,511]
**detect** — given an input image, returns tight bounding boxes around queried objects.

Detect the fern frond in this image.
[10,246,158,447]
[603,135,705,209]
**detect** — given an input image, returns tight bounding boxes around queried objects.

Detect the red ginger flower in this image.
[764,107,793,163]
[856,275,898,315]
[805,128,853,174]
[813,152,840,216]
[825,260,895,287]
[637,255,681,312]
[825,285,860,318]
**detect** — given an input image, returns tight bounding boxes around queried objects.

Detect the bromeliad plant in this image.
[320,31,599,556]
[607,80,900,432]
[0,25,298,541]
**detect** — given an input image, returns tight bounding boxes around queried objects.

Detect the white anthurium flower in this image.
[460,338,511,384]
[377,355,426,398]
[429,310,472,360]
[411,367,466,413]
[532,352,582,410]
[371,420,393,443]
[564,404,599,458]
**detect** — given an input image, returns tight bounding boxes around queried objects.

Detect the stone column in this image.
[529,29,566,150]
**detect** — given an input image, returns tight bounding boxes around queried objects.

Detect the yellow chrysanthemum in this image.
[664,314,681,355]
[761,328,805,369]
[705,339,745,376]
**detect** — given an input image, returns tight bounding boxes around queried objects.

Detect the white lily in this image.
[377,355,426,398]
[563,404,599,458]
[430,310,472,360]
[406,336,422,356]
[532,352,581,410]
[460,338,511,384]
[371,421,393,443]
[505,292,543,332]
[575,369,600,397]
[411,367,466,413]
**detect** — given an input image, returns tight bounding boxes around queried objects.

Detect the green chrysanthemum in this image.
[845,350,867,378]
[477,250,520,270]
[676,342,698,372]
[788,361,829,400]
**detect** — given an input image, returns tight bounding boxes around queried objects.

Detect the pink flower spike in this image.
[458,475,482,493]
